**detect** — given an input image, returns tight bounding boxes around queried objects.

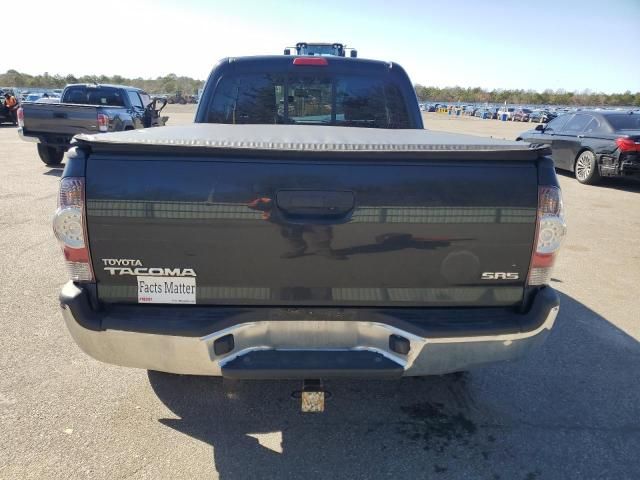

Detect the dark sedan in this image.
[517,111,640,184]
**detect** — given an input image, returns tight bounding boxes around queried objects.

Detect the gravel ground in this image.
[1,106,639,480]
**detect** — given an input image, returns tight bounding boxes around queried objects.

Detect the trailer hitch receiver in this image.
[300,379,325,413]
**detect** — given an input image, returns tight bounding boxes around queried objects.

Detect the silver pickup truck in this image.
[18,83,167,165]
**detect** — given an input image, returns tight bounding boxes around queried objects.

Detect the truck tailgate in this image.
[22,103,112,136]
[80,125,541,308]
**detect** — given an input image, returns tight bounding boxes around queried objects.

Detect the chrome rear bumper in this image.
[61,282,559,377]
[17,128,40,142]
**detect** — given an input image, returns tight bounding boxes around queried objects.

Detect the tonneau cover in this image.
[75,124,547,160]
[84,123,544,307]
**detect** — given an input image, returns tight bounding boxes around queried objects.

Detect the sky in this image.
[5,0,639,93]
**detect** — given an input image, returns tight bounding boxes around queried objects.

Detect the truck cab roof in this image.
[221,55,393,72]
[64,83,143,92]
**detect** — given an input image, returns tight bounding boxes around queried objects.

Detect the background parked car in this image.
[512,108,533,122]
[529,110,557,123]
[517,111,640,184]
[497,107,516,120]
[23,93,45,102]
[474,108,493,119]
[463,105,477,116]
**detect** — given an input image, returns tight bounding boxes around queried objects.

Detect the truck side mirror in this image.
[350,50,358,58]
[284,49,291,55]
[535,124,545,131]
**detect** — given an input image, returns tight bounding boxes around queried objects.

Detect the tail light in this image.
[528,186,567,286]
[616,137,640,152]
[97,113,109,132]
[17,107,24,128]
[293,57,328,66]
[53,177,94,282]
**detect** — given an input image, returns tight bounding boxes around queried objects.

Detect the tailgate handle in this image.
[53,112,68,119]
[276,190,355,221]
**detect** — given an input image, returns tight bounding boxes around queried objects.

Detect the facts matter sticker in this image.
[137,276,196,304]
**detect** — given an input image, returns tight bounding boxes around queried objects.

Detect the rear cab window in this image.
[206,68,411,129]
[63,86,125,107]
[209,74,284,124]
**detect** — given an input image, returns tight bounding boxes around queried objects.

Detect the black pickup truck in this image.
[55,56,565,386]
[18,84,167,165]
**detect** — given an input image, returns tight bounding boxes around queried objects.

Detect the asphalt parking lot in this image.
[1,106,639,480]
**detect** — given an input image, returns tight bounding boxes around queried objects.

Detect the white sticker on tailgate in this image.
[137,276,196,304]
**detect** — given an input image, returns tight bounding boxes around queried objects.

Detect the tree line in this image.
[414,85,640,107]
[0,70,204,95]
[2,70,638,106]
